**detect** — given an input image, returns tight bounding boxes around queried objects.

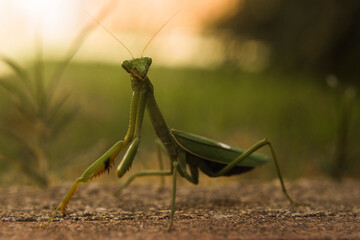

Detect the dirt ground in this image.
[0,179,359,240]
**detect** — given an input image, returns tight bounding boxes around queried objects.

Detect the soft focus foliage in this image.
[213,0,360,84]
[1,62,359,184]
[0,1,359,185]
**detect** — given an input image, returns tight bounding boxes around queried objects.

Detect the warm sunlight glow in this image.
[0,0,241,69]
[6,0,77,39]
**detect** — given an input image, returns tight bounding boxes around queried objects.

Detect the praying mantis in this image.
[41,14,297,231]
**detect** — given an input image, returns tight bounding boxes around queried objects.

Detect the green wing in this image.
[170,129,269,167]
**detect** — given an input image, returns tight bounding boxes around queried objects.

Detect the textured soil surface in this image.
[0,179,359,240]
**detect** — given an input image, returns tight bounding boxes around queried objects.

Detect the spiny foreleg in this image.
[39,140,127,227]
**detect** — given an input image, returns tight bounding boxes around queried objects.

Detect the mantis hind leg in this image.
[214,139,297,205]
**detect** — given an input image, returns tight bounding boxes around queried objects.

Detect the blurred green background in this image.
[0,0,359,186]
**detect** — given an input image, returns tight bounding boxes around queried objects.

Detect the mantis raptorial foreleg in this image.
[116,138,140,177]
[115,136,174,195]
[39,83,144,228]
[39,139,127,227]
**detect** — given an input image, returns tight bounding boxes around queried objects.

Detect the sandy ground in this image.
[0,179,359,240]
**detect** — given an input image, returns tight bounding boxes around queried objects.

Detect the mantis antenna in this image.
[85,12,134,59]
[141,10,180,58]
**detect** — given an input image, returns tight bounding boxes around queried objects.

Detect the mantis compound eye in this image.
[121,59,133,73]
[143,57,152,67]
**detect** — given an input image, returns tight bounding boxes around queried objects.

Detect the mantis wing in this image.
[170,129,269,167]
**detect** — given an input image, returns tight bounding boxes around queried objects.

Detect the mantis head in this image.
[122,57,152,80]
[89,11,177,80]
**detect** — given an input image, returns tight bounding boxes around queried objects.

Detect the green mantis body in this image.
[39,11,297,230]
[42,55,297,230]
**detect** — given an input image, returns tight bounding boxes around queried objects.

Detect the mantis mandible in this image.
[41,13,297,231]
